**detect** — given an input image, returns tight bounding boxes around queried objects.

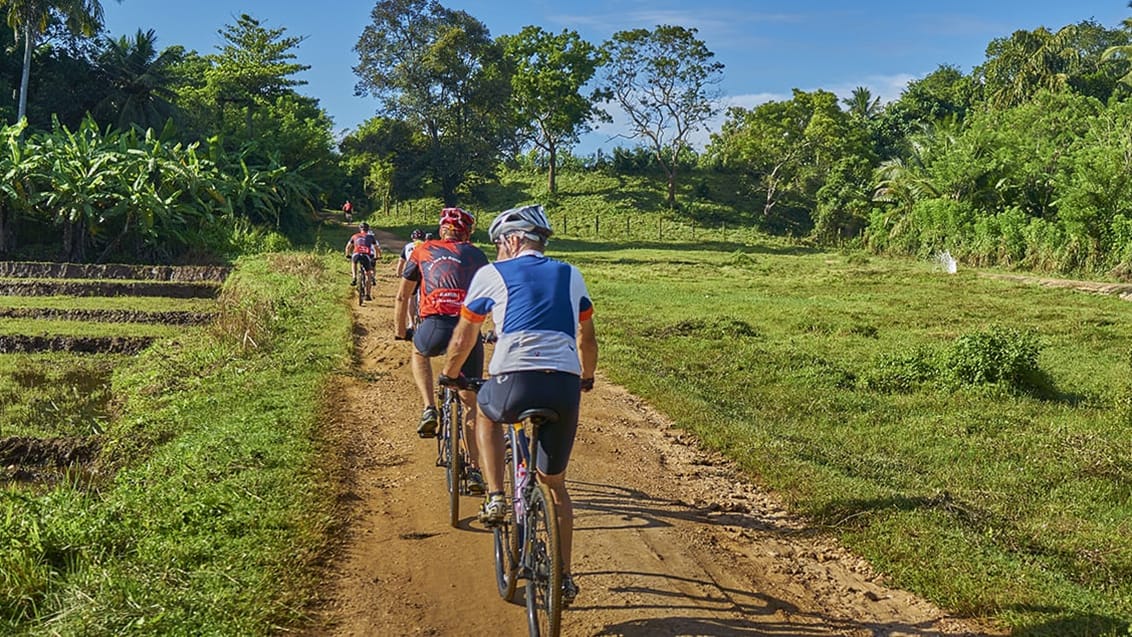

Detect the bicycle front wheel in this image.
[524,483,562,637]
[443,399,462,527]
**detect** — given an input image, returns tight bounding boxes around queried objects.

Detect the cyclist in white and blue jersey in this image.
[438,204,597,606]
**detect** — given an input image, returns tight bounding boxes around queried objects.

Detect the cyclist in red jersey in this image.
[345,222,380,298]
[394,208,490,492]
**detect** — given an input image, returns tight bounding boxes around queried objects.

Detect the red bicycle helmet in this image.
[439,207,475,236]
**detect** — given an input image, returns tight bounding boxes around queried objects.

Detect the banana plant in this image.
[0,121,42,256]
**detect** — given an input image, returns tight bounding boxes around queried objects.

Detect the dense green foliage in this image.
[0,118,305,262]
[0,252,351,634]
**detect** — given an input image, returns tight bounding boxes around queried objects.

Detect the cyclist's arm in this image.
[344,237,354,258]
[440,317,481,378]
[393,276,416,338]
[578,317,597,385]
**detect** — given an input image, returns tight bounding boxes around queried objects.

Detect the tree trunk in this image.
[547,143,557,194]
[18,27,33,123]
[665,162,678,208]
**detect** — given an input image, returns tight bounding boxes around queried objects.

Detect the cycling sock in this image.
[488,490,504,498]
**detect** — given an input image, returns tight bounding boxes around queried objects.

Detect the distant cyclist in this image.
[394,208,490,492]
[397,229,428,328]
[396,229,426,278]
[345,222,381,299]
[439,204,597,605]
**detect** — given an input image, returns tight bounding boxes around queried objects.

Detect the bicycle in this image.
[348,256,374,306]
[460,377,563,637]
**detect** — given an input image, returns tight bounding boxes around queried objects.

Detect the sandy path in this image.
[304,231,1001,637]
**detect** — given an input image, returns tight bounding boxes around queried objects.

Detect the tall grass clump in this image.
[0,251,351,635]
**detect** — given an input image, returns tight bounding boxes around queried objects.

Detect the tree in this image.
[601,25,723,207]
[842,86,881,120]
[354,0,512,204]
[499,26,606,194]
[209,14,309,139]
[707,89,870,234]
[1,0,114,124]
[1101,3,1132,86]
[93,29,179,131]
[339,116,427,214]
[977,21,1129,109]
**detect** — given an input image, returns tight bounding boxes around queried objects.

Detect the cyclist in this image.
[394,208,489,493]
[438,204,597,605]
[345,222,380,300]
[396,229,428,328]
[396,229,427,278]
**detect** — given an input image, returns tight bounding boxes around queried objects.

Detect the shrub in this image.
[942,325,1048,394]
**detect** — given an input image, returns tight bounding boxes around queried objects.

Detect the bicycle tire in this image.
[357,272,366,306]
[494,432,520,601]
[524,483,562,637]
[444,392,462,527]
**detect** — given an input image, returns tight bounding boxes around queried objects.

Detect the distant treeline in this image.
[4,1,1132,274]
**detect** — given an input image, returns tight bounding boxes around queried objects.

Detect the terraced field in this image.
[0,262,228,485]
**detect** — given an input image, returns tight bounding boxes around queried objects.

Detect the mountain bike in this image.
[463,378,563,637]
[436,381,468,527]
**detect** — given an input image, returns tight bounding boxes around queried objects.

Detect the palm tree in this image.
[0,0,113,124]
[94,29,180,130]
[842,86,882,120]
[1101,3,1132,86]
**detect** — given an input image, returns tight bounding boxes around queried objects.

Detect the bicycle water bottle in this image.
[515,461,529,517]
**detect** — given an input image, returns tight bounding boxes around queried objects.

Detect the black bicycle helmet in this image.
[410,228,425,241]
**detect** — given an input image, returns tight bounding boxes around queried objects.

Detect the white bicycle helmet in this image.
[488,205,553,243]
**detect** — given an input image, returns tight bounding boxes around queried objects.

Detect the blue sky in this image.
[101,1,1132,154]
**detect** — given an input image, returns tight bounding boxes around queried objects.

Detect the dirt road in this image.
[305,232,1000,637]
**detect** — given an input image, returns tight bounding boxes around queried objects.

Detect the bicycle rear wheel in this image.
[494,434,520,601]
[524,483,562,637]
[357,273,366,306]
[443,395,462,527]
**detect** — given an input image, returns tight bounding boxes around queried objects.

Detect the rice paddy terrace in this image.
[0,261,228,485]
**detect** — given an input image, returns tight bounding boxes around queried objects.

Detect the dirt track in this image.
[306,231,1001,637]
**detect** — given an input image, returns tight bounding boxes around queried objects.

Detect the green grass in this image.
[0,251,352,635]
[542,236,1132,636]
[0,318,181,338]
[0,354,117,437]
[0,296,217,313]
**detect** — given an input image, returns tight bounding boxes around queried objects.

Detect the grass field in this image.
[543,236,1131,636]
[0,354,117,437]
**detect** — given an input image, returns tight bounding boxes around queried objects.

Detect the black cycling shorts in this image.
[352,253,374,271]
[414,314,483,376]
[477,371,580,476]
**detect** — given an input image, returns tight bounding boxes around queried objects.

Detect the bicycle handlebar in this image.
[438,374,485,391]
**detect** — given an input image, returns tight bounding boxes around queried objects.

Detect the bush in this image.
[942,325,1048,393]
